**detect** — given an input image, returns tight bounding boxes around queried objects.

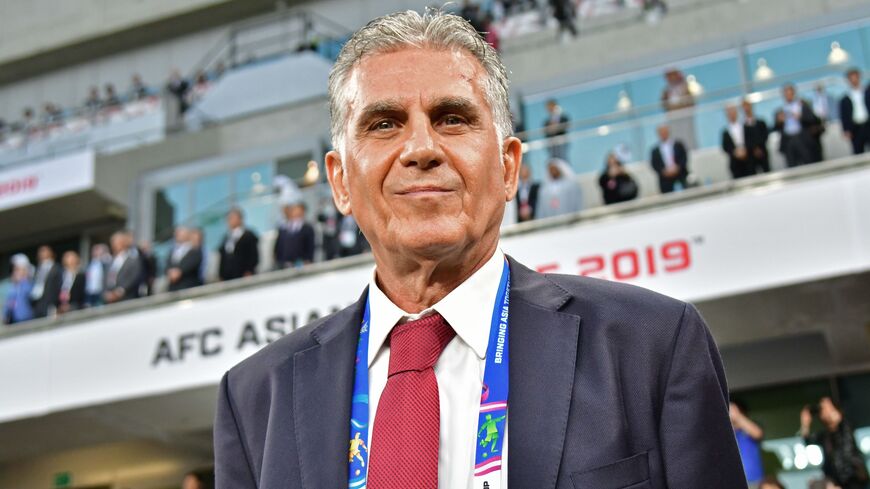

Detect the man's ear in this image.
[501,136,523,201]
[325,150,353,215]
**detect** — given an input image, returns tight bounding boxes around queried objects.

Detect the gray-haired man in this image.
[214,10,746,489]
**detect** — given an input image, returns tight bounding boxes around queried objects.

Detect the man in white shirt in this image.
[214,10,746,489]
[650,124,689,193]
[774,83,824,167]
[840,68,870,155]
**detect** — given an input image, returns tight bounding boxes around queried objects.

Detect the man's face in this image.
[848,72,861,88]
[726,106,738,123]
[657,125,670,141]
[182,475,201,489]
[227,212,241,229]
[37,246,52,263]
[742,101,754,118]
[519,165,531,182]
[783,86,796,103]
[326,47,521,259]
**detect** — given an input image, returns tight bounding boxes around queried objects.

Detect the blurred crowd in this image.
[0,65,224,149]
[512,67,870,222]
[731,396,868,489]
[2,201,369,326]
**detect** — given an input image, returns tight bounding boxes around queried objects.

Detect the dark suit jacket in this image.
[839,86,870,134]
[773,99,823,152]
[107,253,143,301]
[543,113,570,137]
[214,257,746,489]
[273,223,315,268]
[650,141,689,181]
[167,247,203,292]
[219,229,260,281]
[31,263,62,317]
[60,271,86,311]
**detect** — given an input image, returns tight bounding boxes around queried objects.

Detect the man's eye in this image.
[443,115,466,126]
[372,120,395,131]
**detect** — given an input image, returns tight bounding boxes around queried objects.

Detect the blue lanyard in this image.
[348,260,511,488]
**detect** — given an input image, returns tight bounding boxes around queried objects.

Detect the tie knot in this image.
[388,312,455,376]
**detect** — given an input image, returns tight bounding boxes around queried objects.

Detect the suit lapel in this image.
[293,291,366,489]
[507,257,581,489]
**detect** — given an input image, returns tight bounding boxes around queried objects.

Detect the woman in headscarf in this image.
[599,151,639,205]
[537,158,582,218]
[3,254,35,325]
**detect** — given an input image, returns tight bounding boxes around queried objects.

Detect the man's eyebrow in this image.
[355,100,406,127]
[428,96,481,119]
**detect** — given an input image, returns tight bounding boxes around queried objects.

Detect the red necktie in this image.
[367,312,456,489]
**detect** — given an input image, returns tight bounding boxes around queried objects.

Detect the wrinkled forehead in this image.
[343,47,489,119]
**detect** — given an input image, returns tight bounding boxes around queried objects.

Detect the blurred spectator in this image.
[138,240,157,296]
[57,251,86,313]
[460,0,484,32]
[538,158,582,218]
[20,107,37,135]
[84,87,102,113]
[218,208,259,281]
[182,471,205,489]
[191,228,207,285]
[730,399,765,489]
[801,397,869,489]
[774,83,824,167]
[130,74,150,100]
[550,0,578,40]
[337,214,368,258]
[516,163,540,222]
[662,68,697,149]
[186,70,211,107]
[30,245,62,318]
[104,83,121,109]
[598,152,638,205]
[274,203,315,268]
[166,227,203,292]
[650,124,689,193]
[167,69,191,115]
[318,199,342,261]
[85,244,110,307]
[812,82,835,122]
[758,477,785,489]
[41,102,63,128]
[840,68,870,155]
[742,99,771,174]
[722,104,753,179]
[543,99,570,160]
[482,14,500,51]
[104,231,143,304]
[3,254,34,325]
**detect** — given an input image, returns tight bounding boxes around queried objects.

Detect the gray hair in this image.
[327,9,512,152]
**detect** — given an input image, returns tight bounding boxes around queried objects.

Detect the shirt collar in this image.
[366,247,506,367]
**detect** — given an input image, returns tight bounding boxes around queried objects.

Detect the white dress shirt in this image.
[849,88,868,124]
[727,121,745,148]
[366,247,508,489]
[659,139,676,169]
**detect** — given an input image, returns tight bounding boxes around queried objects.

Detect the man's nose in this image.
[399,115,445,170]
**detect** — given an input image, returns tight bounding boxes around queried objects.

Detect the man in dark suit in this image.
[543,98,570,160]
[516,163,539,222]
[722,104,753,179]
[742,99,770,174]
[840,68,870,155]
[29,245,62,318]
[650,124,689,193]
[166,227,203,292]
[104,231,144,303]
[58,250,86,313]
[774,83,824,167]
[218,208,259,281]
[273,203,315,269]
[214,11,746,489]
